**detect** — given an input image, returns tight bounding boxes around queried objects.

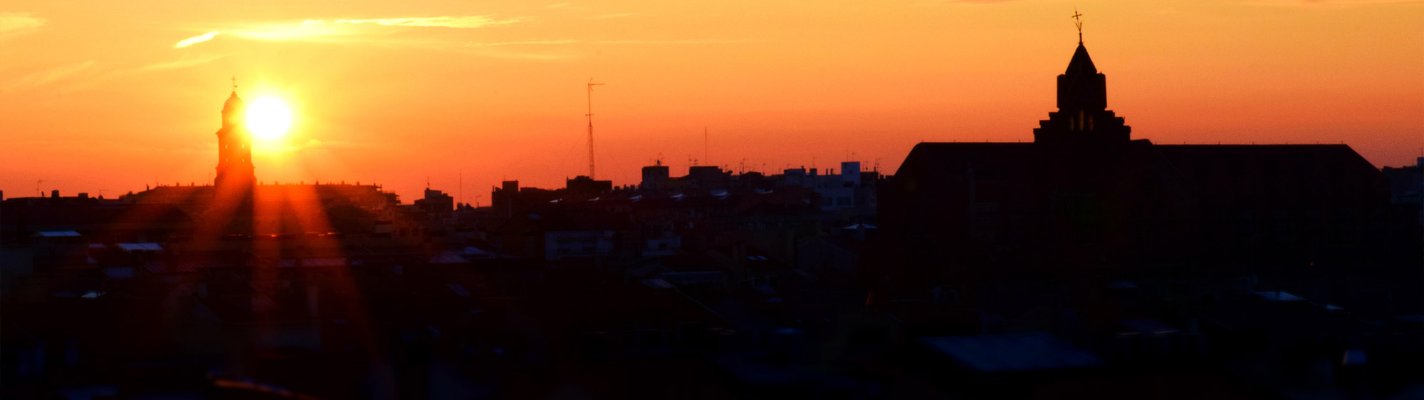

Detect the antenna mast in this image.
[586,78,605,179]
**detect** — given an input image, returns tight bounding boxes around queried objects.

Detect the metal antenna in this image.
[586,78,605,179]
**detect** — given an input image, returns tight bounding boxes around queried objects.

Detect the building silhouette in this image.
[869,36,1422,398]
[877,32,1419,336]
[3,34,1421,400]
[1033,39,1131,145]
[214,87,254,188]
[879,37,1410,284]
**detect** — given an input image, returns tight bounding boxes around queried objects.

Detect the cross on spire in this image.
[231,75,237,93]
[1072,9,1084,43]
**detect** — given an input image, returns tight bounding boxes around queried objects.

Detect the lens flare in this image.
[245,96,293,141]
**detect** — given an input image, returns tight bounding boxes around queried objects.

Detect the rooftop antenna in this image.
[586,78,605,179]
[704,126,709,166]
[1072,8,1085,43]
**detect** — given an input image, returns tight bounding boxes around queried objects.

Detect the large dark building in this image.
[877,37,1417,297]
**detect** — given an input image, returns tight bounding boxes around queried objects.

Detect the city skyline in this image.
[4,4,1421,397]
[2,1,1422,201]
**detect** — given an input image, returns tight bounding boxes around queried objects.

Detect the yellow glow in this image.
[245,96,293,142]
[1,1,1420,200]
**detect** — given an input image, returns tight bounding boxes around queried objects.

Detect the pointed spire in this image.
[1065,42,1098,76]
[1064,8,1097,76]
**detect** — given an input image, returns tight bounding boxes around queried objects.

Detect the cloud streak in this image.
[5,60,95,90]
[176,15,524,48]
[170,14,735,61]
[0,12,45,37]
[467,38,755,48]
[138,54,225,72]
[333,16,523,28]
[175,31,219,48]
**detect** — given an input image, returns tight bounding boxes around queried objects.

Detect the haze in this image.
[1,0,1420,202]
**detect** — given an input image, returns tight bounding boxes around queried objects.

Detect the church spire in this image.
[1065,9,1096,76]
[1065,41,1099,76]
[1032,13,1131,146]
[1058,42,1105,112]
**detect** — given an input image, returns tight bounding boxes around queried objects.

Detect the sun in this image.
[245,96,293,141]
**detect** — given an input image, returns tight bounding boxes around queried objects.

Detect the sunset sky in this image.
[2,1,1421,203]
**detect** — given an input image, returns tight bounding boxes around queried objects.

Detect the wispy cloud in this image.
[469,39,579,47]
[0,12,45,38]
[175,31,219,48]
[222,20,347,42]
[333,16,523,28]
[593,39,749,45]
[586,13,638,20]
[911,0,1023,5]
[175,15,524,48]
[4,60,94,90]
[170,14,727,61]
[467,38,754,48]
[138,54,224,72]
[452,38,753,60]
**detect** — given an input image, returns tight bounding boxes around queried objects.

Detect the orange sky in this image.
[2,1,1421,203]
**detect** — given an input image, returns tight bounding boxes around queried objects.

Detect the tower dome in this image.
[215,82,254,187]
[222,90,244,127]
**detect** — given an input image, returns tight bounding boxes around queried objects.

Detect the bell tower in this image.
[215,78,255,187]
[1033,11,1131,146]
